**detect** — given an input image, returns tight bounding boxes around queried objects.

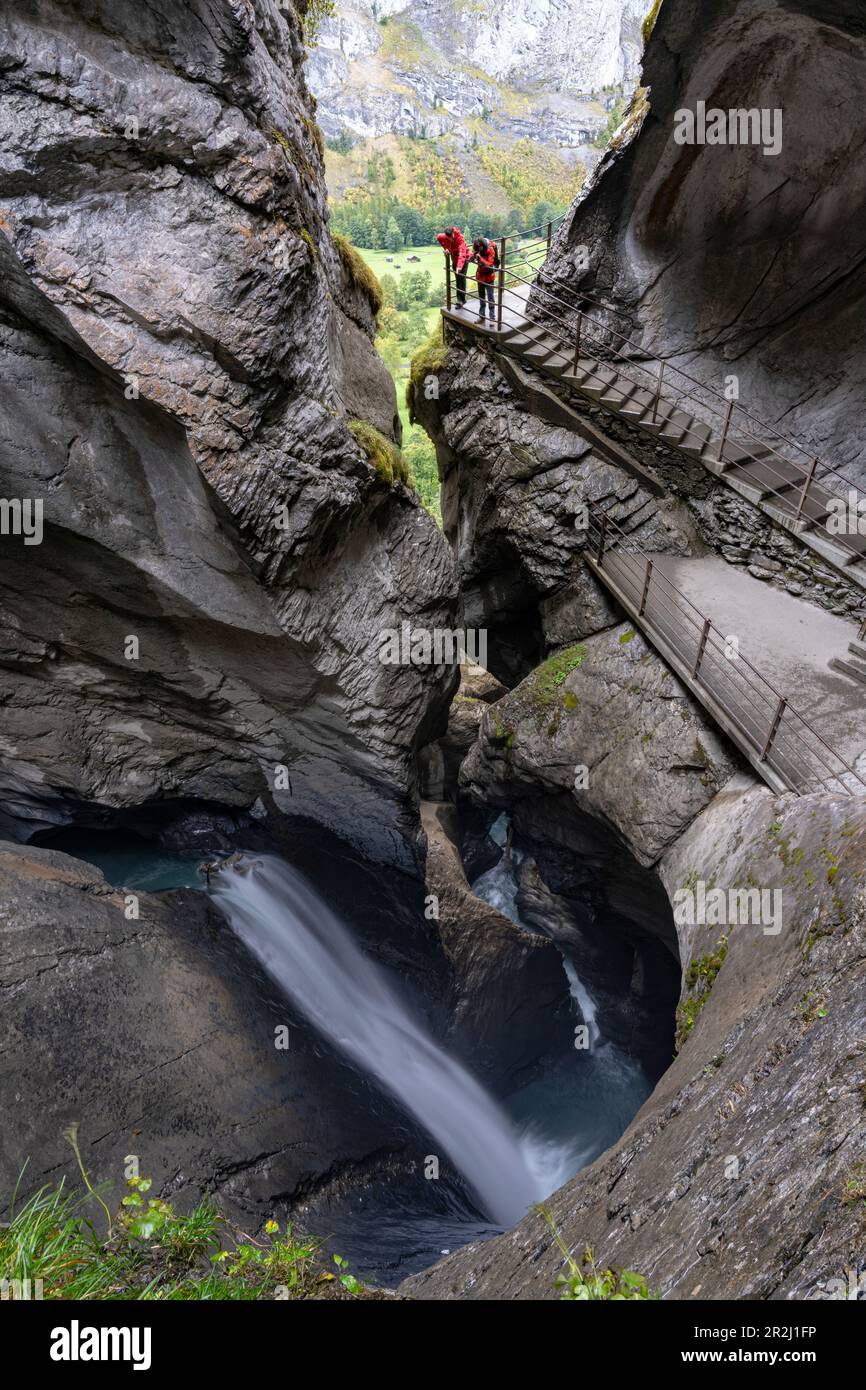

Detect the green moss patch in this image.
[406,327,450,423]
[529,644,587,712]
[642,0,663,47]
[333,232,383,315]
[676,935,728,1049]
[349,419,411,487]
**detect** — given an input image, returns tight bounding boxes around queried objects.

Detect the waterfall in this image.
[563,956,600,1049]
[209,854,541,1228]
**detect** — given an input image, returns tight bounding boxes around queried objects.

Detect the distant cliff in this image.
[307,0,652,208]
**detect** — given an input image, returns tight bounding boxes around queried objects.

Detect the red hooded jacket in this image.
[472,238,497,285]
[436,228,469,272]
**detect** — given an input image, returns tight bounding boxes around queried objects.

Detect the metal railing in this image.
[584,501,866,797]
[442,220,866,582]
[438,216,866,797]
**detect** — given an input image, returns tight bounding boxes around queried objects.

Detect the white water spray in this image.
[210,855,542,1227]
[563,957,600,1050]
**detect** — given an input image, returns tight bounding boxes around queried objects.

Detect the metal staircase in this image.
[437,218,866,797]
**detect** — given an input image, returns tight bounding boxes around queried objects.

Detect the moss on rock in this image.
[333,232,383,315]
[407,327,450,424]
[349,419,411,487]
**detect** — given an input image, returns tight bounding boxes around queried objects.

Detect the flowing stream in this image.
[209,854,542,1228]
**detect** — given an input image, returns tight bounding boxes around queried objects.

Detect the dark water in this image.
[36,829,206,891]
[43,831,655,1285]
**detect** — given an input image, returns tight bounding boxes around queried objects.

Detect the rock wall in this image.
[541,0,866,486]
[0,0,456,869]
[0,840,407,1220]
[404,765,866,1299]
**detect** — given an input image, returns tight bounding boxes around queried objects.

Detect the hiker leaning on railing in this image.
[436,226,469,307]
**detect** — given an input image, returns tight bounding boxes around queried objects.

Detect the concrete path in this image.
[651,554,866,768]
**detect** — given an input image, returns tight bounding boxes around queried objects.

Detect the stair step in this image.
[618,387,657,419]
[600,381,639,408]
[835,525,866,553]
[581,364,621,399]
[522,345,559,366]
[644,401,696,445]
[830,657,866,686]
[659,415,698,446]
[723,454,813,503]
[718,440,776,468]
[848,639,866,659]
[678,420,714,453]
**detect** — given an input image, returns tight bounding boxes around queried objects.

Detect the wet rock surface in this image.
[0,840,404,1221]
[403,785,866,1299]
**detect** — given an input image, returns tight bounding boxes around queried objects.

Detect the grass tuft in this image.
[0,1168,370,1301]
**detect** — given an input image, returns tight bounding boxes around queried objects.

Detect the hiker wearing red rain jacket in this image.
[469,237,497,323]
[436,226,469,305]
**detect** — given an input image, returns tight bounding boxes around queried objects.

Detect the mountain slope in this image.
[308,0,652,212]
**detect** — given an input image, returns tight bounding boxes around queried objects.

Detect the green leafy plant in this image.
[1,1150,368,1300]
[539,1208,656,1300]
[303,0,336,49]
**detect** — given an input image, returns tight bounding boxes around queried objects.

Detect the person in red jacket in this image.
[468,236,497,324]
[436,226,469,306]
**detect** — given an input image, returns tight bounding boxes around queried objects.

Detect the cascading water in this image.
[563,957,600,1050]
[209,854,541,1228]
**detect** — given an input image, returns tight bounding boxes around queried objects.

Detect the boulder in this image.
[460,623,740,867]
[420,802,572,1084]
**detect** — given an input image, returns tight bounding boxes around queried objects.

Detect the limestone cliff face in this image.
[307,0,648,145]
[0,0,455,868]
[541,0,866,484]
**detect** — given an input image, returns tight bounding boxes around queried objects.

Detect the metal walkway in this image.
[439,219,866,797]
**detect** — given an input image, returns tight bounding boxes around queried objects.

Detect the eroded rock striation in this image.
[0,0,455,869]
